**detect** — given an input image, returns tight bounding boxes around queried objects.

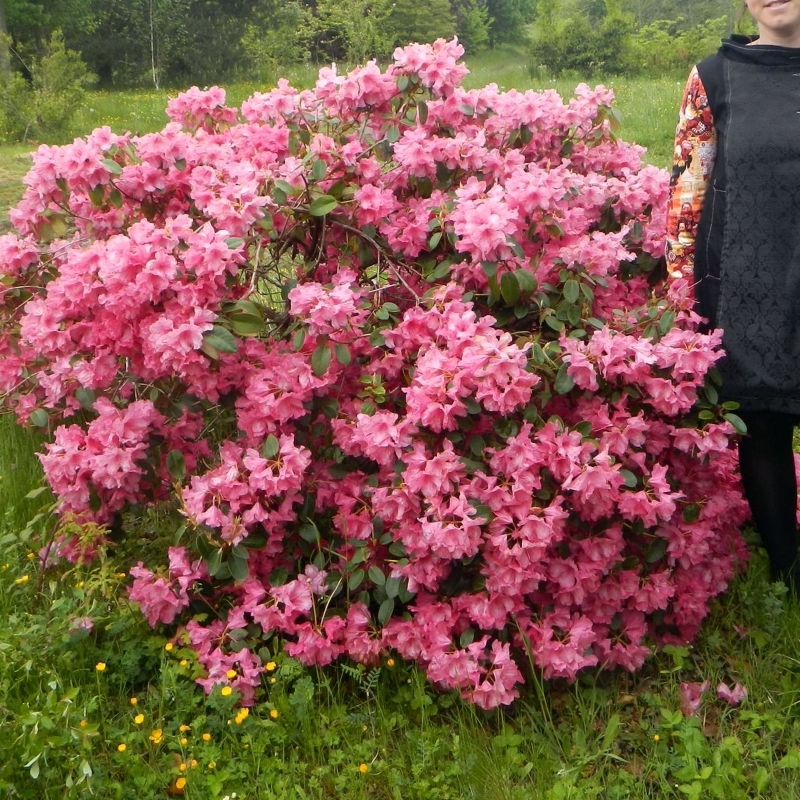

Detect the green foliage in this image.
[453,0,492,54]
[0,30,92,142]
[381,0,457,48]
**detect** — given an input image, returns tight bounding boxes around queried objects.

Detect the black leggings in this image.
[737,410,800,580]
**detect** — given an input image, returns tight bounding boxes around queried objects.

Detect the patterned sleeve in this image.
[665,66,717,281]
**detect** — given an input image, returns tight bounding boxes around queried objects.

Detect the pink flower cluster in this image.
[0,40,750,709]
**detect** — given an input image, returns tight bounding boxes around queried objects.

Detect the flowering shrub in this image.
[0,39,749,709]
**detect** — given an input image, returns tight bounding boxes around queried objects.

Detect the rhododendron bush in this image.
[0,39,750,709]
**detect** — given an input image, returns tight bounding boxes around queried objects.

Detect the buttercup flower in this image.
[95,662,106,672]
[269,709,279,719]
[149,728,163,744]
[117,743,127,752]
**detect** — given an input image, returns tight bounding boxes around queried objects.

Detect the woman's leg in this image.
[737,410,800,586]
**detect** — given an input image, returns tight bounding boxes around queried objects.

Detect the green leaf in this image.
[333,343,351,366]
[515,269,537,293]
[109,189,123,208]
[207,550,223,577]
[89,185,104,206]
[261,434,280,459]
[620,469,637,488]
[778,749,800,769]
[166,450,186,481]
[384,576,400,599]
[308,195,339,216]
[299,522,320,543]
[226,237,245,250]
[348,569,365,593]
[428,231,442,249]
[368,566,386,586]
[378,598,395,625]
[645,537,666,564]
[203,326,238,354]
[24,486,49,500]
[554,363,574,395]
[175,158,187,171]
[29,409,48,428]
[417,100,428,125]
[563,278,580,304]
[500,271,521,306]
[386,125,401,143]
[229,553,249,582]
[311,159,327,181]
[311,344,332,377]
[724,413,747,435]
[101,158,122,175]
[75,387,95,410]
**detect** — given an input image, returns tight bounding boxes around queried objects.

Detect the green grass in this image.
[1,514,800,798]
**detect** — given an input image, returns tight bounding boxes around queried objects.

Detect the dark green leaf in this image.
[308,195,338,216]
[378,598,395,625]
[75,387,95,410]
[166,450,186,481]
[620,469,638,488]
[645,537,667,564]
[207,550,223,577]
[554,363,574,395]
[311,344,332,376]
[724,413,747,435]
[311,159,327,181]
[386,125,401,143]
[500,271,521,306]
[334,343,351,366]
[203,326,238,354]
[229,553,249,582]
[563,278,580,304]
[368,566,386,586]
[348,568,365,593]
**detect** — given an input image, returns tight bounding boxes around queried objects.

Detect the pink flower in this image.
[717,681,747,706]
[679,681,710,716]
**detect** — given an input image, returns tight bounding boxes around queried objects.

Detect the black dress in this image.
[694,35,800,414]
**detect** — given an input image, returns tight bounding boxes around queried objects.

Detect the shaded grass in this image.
[0,415,46,531]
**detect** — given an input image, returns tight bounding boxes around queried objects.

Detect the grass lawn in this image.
[2,50,797,800]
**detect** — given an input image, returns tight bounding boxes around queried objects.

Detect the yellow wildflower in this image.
[179,762,187,772]
[165,642,174,652]
[180,737,188,746]
[359,763,369,774]
[179,724,190,732]
[179,659,188,667]
[270,709,279,720]
[176,778,187,790]
[265,661,277,671]
[202,732,211,742]
[387,658,395,667]
[226,669,237,679]
[79,719,88,728]
[117,743,127,753]
[207,760,216,769]
[234,708,249,725]
[149,728,163,745]
[14,575,30,585]
[221,686,232,697]
[129,697,138,706]
[190,760,198,768]
[134,714,144,725]
[654,734,660,742]
[95,662,106,672]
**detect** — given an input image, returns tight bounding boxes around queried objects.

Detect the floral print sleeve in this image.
[666,66,717,281]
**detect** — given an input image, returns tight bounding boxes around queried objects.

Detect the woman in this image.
[666,0,800,591]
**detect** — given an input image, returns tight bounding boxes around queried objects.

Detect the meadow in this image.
[3,49,800,799]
